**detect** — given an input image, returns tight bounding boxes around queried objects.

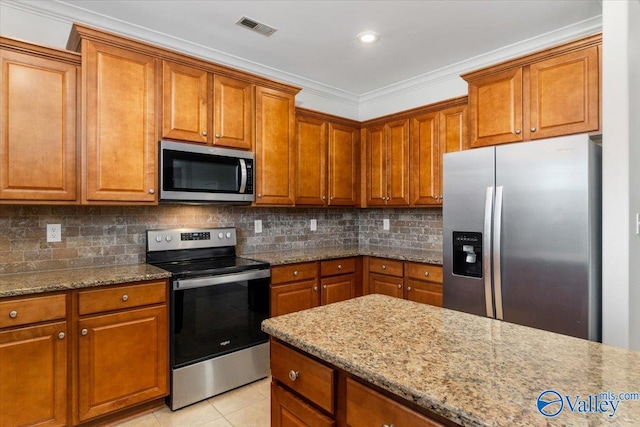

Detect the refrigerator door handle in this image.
[483,186,494,318]
[493,186,504,320]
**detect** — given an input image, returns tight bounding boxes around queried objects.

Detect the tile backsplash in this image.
[0,205,441,274]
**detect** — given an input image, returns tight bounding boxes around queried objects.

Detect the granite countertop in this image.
[262,294,640,427]
[0,264,171,297]
[243,244,443,266]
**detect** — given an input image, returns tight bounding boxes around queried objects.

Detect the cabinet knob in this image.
[407,286,412,291]
[257,193,262,198]
[313,286,318,291]
[397,284,402,289]
[424,271,430,277]
[9,310,17,318]
[337,264,342,270]
[530,127,537,132]
[322,196,326,201]
[515,129,521,135]
[148,189,155,194]
[58,332,65,339]
[122,294,129,302]
[330,196,334,200]
[382,265,386,270]
[323,285,327,289]
[81,329,88,336]
[293,270,298,276]
[382,424,395,427]
[215,133,221,138]
[288,370,299,381]
[202,131,208,136]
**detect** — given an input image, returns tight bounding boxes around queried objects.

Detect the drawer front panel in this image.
[320,258,356,277]
[368,257,403,277]
[271,262,318,284]
[405,262,443,283]
[0,294,66,328]
[78,280,166,315]
[271,340,335,414]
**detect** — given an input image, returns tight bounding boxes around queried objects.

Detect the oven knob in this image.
[226,232,232,239]
[165,235,172,242]
[155,236,162,243]
[218,232,224,239]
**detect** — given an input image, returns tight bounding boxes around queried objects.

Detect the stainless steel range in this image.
[146,227,271,410]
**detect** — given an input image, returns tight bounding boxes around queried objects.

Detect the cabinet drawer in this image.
[405,263,443,283]
[271,262,318,284]
[346,378,443,427]
[271,340,335,414]
[320,257,356,276]
[78,280,166,316]
[368,257,403,277]
[0,294,66,328]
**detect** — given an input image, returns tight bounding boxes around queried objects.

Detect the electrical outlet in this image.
[383,218,390,231]
[310,219,317,231]
[47,224,62,242]
[255,219,263,233]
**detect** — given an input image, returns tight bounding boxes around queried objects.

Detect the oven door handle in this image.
[174,268,271,290]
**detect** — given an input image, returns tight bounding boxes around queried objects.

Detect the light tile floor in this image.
[114,377,270,427]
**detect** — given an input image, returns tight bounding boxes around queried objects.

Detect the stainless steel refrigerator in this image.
[442,134,601,341]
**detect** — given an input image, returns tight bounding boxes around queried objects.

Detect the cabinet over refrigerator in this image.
[443,134,601,341]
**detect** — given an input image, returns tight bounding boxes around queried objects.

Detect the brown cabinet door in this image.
[77,305,168,422]
[82,40,157,203]
[369,273,403,298]
[405,279,443,307]
[271,279,320,317]
[255,86,295,205]
[346,378,443,427]
[468,67,523,148]
[271,382,335,427]
[409,112,439,206]
[0,322,67,427]
[327,123,358,206]
[321,274,356,306]
[161,61,208,144]
[0,50,77,202]
[295,115,327,206]
[385,119,410,206]
[364,125,386,206]
[438,105,468,199]
[213,75,253,150]
[528,46,599,139]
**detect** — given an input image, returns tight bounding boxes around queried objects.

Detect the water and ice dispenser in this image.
[452,232,482,278]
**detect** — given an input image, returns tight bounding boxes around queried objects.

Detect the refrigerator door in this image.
[443,146,495,317]
[494,134,596,339]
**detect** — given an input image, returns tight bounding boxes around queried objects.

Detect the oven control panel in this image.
[147,228,236,252]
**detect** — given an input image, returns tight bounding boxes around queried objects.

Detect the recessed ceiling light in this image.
[357,31,380,45]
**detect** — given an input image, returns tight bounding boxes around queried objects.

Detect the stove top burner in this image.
[153,256,269,278]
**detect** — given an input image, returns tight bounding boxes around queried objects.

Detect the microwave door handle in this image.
[238,159,247,193]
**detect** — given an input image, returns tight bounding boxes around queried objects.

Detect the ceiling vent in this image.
[236,16,277,37]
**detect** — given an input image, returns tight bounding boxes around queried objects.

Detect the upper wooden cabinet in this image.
[0,38,80,203]
[73,32,158,204]
[364,119,410,206]
[410,103,467,206]
[162,61,253,150]
[464,34,601,148]
[255,86,296,206]
[295,109,359,207]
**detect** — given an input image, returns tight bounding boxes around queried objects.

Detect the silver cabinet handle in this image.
[323,285,327,289]
[515,129,521,135]
[407,286,412,291]
[202,131,208,136]
[337,264,342,270]
[148,189,155,194]
[9,310,17,318]
[530,127,537,132]
[313,286,318,291]
[321,196,326,201]
[122,294,129,301]
[382,265,386,270]
[58,332,65,339]
[257,193,262,198]
[397,284,402,289]
[293,270,298,276]
[81,329,88,336]
[330,196,334,200]
[288,370,299,381]
[424,271,429,277]
[382,424,395,427]
[215,133,221,138]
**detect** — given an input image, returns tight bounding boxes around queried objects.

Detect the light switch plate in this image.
[310,219,317,231]
[383,218,390,231]
[255,219,263,233]
[47,224,62,242]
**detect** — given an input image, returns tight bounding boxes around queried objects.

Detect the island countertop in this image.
[261,294,640,426]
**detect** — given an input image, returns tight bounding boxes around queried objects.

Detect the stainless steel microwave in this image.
[160,140,254,203]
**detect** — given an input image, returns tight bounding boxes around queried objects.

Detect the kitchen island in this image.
[262,294,640,426]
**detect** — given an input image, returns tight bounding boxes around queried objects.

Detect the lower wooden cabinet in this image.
[272,382,335,427]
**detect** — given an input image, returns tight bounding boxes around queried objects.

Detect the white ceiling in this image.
[1,0,602,118]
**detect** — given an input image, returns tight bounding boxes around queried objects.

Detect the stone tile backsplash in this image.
[0,205,441,274]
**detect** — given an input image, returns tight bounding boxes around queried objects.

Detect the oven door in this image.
[160,140,254,203]
[171,269,270,369]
